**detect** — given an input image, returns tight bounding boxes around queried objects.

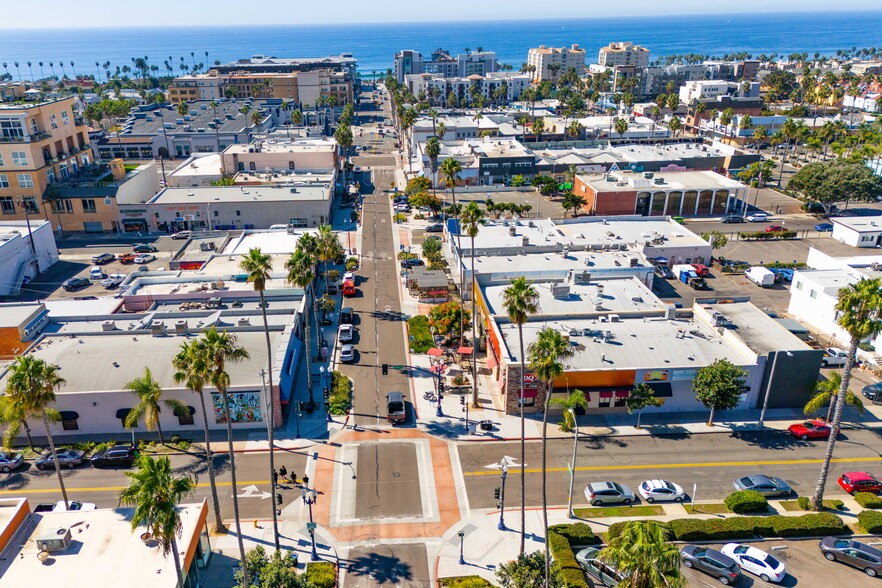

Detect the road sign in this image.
[306,522,317,532]
[391,365,404,370]
[237,485,271,500]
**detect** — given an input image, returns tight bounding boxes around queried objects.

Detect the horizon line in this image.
[1,8,880,31]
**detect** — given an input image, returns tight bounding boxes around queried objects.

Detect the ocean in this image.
[1,11,881,80]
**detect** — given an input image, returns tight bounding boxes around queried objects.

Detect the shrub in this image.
[738,231,797,241]
[177,441,190,452]
[724,490,769,514]
[407,315,434,354]
[772,513,845,537]
[855,492,882,509]
[328,371,352,415]
[610,513,845,542]
[439,577,492,588]
[397,251,418,260]
[797,496,810,510]
[860,510,882,534]
[170,434,182,444]
[548,529,589,588]
[549,523,600,547]
[345,257,359,271]
[305,561,336,588]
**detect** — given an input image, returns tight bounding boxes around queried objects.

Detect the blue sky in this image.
[3,0,881,28]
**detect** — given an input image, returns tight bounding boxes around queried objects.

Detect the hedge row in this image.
[724,490,768,514]
[548,523,600,588]
[739,231,798,240]
[859,510,882,533]
[855,492,882,509]
[796,496,845,511]
[608,512,845,542]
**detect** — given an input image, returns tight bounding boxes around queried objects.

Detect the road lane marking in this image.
[0,479,271,495]
[462,455,882,477]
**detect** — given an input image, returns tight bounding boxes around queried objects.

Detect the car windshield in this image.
[833,539,849,548]
[733,545,749,554]
[663,481,676,491]
[803,422,815,428]
[692,548,707,557]
[738,477,753,486]
[763,554,781,568]
[612,482,624,492]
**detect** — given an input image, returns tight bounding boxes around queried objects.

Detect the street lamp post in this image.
[294,401,302,439]
[320,366,332,423]
[17,199,39,273]
[301,484,319,561]
[567,407,578,519]
[436,368,444,418]
[498,461,508,530]
[457,530,465,565]
[259,369,280,550]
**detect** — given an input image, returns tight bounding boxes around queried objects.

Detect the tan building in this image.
[221,138,338,176]
[598,42,651,68]
[527,44,586,82]
[168,70,352,107]
[0,96,94,231]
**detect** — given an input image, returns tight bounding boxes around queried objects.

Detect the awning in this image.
[522,389,538,399]
[486,352,498,370]
[427,348,443,357]
[615,390,630,398]
[582,391,591,402]
[58,411,79,421]
[115,408,132,419]
[646,382,673,398]
[173,405,196,417]
[457,346,474,355]
[598,391,614,398]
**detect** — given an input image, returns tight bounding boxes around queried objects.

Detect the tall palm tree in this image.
[5,356,69,508]
[425,137,441,197]
[316,224,343,292]
[460,202,485,409]
[550,389,589,518]
[528,327,574,588]
[811,278,882,510]
[804,371,864,422]
[286,247,317,405]
[501,277,540,555]
[440,158,464,341]
[600,520,685,588]
[197,327,250,587]
[239,247,280,551]
[172,341,224,533]
[0,395,40,451]
[119,454,195,588]
[124,367,187,445]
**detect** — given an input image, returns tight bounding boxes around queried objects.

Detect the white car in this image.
[745,212,768,222]
[100,274,126,289]
[338,324,354,343]
[638,479,686,503]
[52,500,97,512]
[720,543,786,583]
[133,253,156,264]
[343,271,355,283]
[339,344,355,363]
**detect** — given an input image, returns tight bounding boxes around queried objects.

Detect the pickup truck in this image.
[821,347,849,368]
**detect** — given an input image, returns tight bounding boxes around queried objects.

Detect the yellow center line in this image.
[0,480,271,496]
[464,456,882,476]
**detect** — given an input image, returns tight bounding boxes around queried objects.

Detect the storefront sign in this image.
[671,369,698,381]
[643,370,669,382]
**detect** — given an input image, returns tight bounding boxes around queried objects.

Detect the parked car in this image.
[400,258,425,269]
[838,471,882,494]
[821,347,848,367]
[89,266,107,280]
[133,253,156,264]
[90,444,138,468]
[170,230,191,240]
[654,265,674,279]
[745,266,776,287]
[584,481,635,506]
[101,274,126,289]
[132,243,157,253]
[815,223,834,232]
[746,213,769,222]
[0,451,24,473]
[339,344,355,363]
[91,252,115,265]
[819,536,882,577]
[338,324,354,343]
[118,253,136,264]
[36,448,86,470]
[733,474,791,497]
[770,268,794,283]
[343,271,355,283]
[862,382,882,401]
[690,264,710,277]
[720,543,786,583]
[52,500,96,512]
[788,419,832,440]
[425,224,444,233]
[680,545,742,585]
[765,225,787,232]
[720,215,745,224]
[638,479,686,502]
[575,547,623,587]
[340,307,354,325]
[386,391,406,424]
[62,277,91,291]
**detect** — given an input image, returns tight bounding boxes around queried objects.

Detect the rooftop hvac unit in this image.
[608,315,620,324]
[522,236,529,246]
[102,320,116,332]
[174,320,189,335]
[199,242,216,252]
[508,226,516,236]
[36,528,72,553]
[574,271,591,284]
[654,177,665,184]
[568,329,581,337]
[150,321,166,336]
[629,257,639,267]
[551,283,571,298]
[237,317,251,326]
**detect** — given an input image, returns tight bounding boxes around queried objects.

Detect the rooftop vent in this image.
[174,320,189,335]
[551,283,571,298]
[150,321,166,336]
[102,321,116,332]
[237,317,251,326]
[36,528,72,553]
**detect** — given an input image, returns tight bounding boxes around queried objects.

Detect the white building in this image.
[404,72,530,106]
[166,153,224,188]
[0,220,59,296]
[843,92,881,113]
[527,45,586,82]
[831,215,882,248]
[597,42,651,68]
[679,80,761,104]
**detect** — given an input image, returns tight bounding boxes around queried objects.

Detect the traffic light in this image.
[323,388,330,401]
[277,493,283,505]
[494,487,501,500]
[437,380,445,394]
[382,363,389,375]
[459,395,465,406]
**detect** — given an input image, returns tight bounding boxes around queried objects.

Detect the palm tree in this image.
[425,137,441,197]
[5,356,69,508]
[172,340,224,533]
[119,454,195,588]
[197,327,251,586]
[600,520,685,588]
[316,224,343,293]
[804,372,864,422]
[440,158,464,341]
[239,247,280,551]
[124,367,187,446]
[550,389,589,518]
[460,202,485,409]
[286,247,317,405]
[614,117,629,138]
[528,327,574,588]
[501,277,539,555]
[811,278,882,510]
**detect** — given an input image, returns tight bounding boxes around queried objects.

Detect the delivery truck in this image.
[745,266,775,288]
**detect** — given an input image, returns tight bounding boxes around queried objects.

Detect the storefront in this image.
[118,205,149,233]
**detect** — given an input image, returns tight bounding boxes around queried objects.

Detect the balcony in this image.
[0,130,51,143]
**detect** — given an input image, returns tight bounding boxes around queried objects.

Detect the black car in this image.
[819,537,882,577]
[862,382,882,401]
[36,448,86,470]
[400,258,425,269]
[132,243,158,253]
[62,277,91,291]
[721,215,745,224]
[340,307,354,325]
[90,444,138,468]
[681,545,742,585]
[425,224,444,233]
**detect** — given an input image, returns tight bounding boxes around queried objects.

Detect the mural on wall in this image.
[212,392,263,423]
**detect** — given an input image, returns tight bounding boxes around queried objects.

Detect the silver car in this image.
[340,344,355,363]
[584,481,635,506]
[733,474,791,497]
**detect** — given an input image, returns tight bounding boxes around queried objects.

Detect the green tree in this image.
[428,301,470,341]
[316,224,343,293]
[238,247,280,551]
[124,367,187,445]
[502,277,540,555]
[532,117,545,144]
[235,546,311,588]
[334,123,353,187]
[693,359,747,426]
[803,371,864,422]
[408,191,441,214]
[440,157,465,337]
[425,137,441,196]
[496,551,563,588]
[119,455,195,588]
[668,116,682,137]
[404,176,432,197]
[511,175,526,187]
[528,328,574,587]
[561,192,587,218]
[172,340,224,533]
[5,356,69,508]
[700,231,729,249]
[197,327,251,587]
[460,202,485,408]
[614,117,628,137]
[286,246,317,403]
[291,110,303,126]
[788,159,882,216]
[812,278,882,510]
[626,383,661,429]
[600,520,685,588]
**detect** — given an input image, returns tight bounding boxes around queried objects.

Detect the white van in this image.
[745,266,775,288]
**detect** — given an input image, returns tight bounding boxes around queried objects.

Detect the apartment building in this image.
[404,72,530,106]
[393,49,498,83]
[168,70,352,107]
[598,42,651,68]
[527,45,586,82]
[0,97,94,231]
[679,80,760,103]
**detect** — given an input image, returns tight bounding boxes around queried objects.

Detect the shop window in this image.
[599,395,611,408]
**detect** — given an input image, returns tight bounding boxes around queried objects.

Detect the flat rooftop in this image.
[470,139,531,158]
[123,99,268,136]
[468,249,651,276]
[125,270,299,295]
[700,302,812,354]
[169,154,222,179]
[792,269,858,296]
[0,502,205,588]
[172,233,231,265]
[0,303,43,327]
[224,138,337,155]
[482,277,666,318]
[499,315,753,369]
[0,220,43,244]
[222,229,315,255]
[149,183,330,205]
[578,170,745,193]
[831,215,882,232]
[233,171,334,185]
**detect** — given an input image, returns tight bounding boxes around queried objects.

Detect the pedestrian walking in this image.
[273,470,279,486]
[279,465,287,477]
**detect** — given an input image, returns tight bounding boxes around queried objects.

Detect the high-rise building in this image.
[598,42,651,68]
[392,49,497,83]
[527,45,586,82]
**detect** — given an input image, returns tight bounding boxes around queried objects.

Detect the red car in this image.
[787,419,831,440]
[765,225,786,232]
[690,264,710,277]
[118,253,136,264]
[838,471,882,495]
